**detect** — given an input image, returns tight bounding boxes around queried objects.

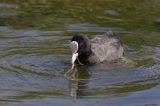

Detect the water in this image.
[0,0,160,106]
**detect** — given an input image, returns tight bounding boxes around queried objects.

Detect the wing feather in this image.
[90,32,124,62]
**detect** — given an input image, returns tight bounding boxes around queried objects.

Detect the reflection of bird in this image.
[68,67,90,98]
[70,31,124,68]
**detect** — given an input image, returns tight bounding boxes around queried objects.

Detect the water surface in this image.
[0,0,160,106]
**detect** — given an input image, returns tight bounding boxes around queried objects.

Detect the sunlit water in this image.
[0,1,160,106]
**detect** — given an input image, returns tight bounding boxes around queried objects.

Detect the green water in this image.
[0,0,160,106]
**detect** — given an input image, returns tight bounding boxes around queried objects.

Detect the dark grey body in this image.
[71,31,124,65]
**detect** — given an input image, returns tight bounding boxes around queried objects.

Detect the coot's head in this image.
[69,35,91,68]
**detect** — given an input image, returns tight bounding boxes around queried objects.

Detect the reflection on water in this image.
[0,0,160,106]
[68,67,90,98]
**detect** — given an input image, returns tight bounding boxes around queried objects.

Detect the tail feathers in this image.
[105,31,117,38]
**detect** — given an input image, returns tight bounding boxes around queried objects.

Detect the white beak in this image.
[70,41,79,69]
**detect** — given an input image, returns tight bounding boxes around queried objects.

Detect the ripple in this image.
[66,23,130,33]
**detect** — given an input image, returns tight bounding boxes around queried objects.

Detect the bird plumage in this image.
[70,31,124,65]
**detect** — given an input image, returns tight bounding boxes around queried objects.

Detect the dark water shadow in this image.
[66,66,90,99]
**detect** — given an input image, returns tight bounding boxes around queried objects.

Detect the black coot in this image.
[70,31,124,68]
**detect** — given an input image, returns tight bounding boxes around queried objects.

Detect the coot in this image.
[70,31,124,69]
